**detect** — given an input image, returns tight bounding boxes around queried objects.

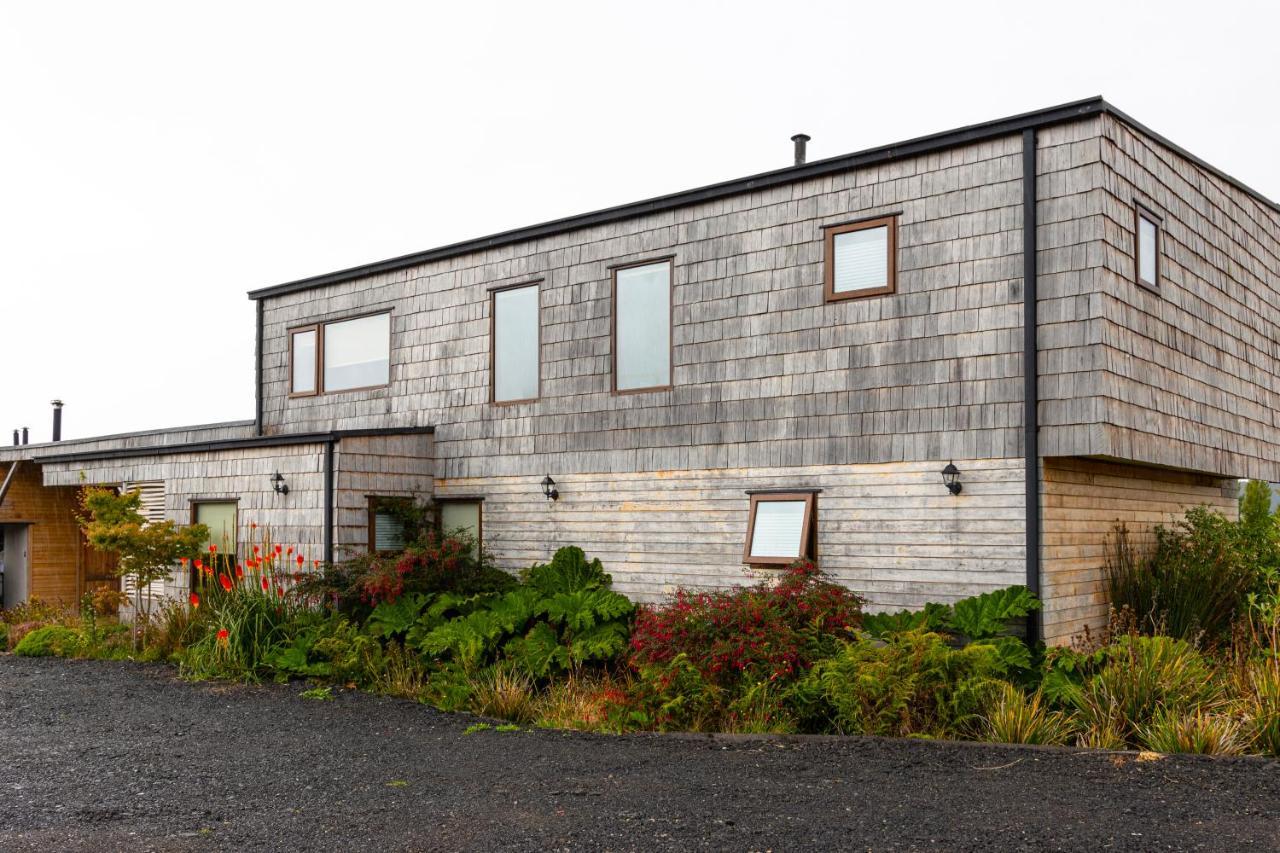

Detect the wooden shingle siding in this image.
[1040,457,1236,645]
[257,132,1050,479]
[333,433,434,553]
[436,457,1025,611]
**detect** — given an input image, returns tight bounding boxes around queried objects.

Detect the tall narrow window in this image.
[324,313,391,391]
[743,492,817,565]
[290,326,319,396]
[288,312,392,396]
[492,284,540,403]
[1135,204,1161,290]
[193,500,238,585]
[613,260,672,392]
[438,499,482,557]
[824,216,896,301]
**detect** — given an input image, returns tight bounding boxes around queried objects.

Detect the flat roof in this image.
[247,96,1279,302]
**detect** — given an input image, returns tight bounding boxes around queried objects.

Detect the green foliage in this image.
[365,593,430,640]
[266,613,383,684]
[1139,708,1245,755]
[861,587,1039,643]
[625,653,724,732]
[980,683,1076,746]
[300,685,334,701]
[790,630,1006,738]
[180,586,301,681]
[462,723,491,734]
[13,625,81,657]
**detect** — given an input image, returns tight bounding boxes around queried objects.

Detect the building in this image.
[1,97,1276,644]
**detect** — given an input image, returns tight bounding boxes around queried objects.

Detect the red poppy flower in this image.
[261,577,269,591]
[219,574,233,592]
[296,554,304,567]
[189,592,200,609]
[216,628,229,644]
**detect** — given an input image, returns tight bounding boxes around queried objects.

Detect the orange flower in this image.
[194,559,203,571]
[313,559,320,569]
[235,563,245,579]
[261,577,269,591]
[253,544,261,555]
[189,592,200,609]
[274,544,283,555]
[218,574,233,592]
[286,547,293,557]
[179,557,189,567]
[209,544,218,554]
[296,554,304,567]
[216,628,229,645]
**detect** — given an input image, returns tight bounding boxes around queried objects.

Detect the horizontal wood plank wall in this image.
[258,129,1060,479]
[1040,457,1235,645]
[0,463,82,603]
[435,457,1025,611]
[1091,114,1280,480]
[334,433,434,554]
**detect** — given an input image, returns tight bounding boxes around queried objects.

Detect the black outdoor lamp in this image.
[940,462,962,496]
[271,471,289,496]
[541,475,559,501]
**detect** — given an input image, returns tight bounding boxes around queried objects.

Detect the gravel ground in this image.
[0,656,1277,852]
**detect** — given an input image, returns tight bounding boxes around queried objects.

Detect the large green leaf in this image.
[945,585,1040,640]
[505,621,569,677]
[366,593,430,639]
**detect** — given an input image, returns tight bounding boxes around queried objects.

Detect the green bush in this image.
[789,630,1006,738]
[13,625,82,658]
[980,683,1076,746]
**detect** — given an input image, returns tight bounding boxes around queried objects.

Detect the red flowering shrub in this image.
[628,560,863,689]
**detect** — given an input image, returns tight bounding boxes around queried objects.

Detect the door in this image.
[1,524,30,607]
[79,525,120,596]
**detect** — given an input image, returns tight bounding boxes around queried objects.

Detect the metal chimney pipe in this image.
[51,400,63,442]
[12,429,18,446]
[791,133,811,166]
[21,427,29,445]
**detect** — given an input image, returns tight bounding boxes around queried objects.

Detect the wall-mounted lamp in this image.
[541,474,559,501]
[271,471,290,496]
[940,462,962,496]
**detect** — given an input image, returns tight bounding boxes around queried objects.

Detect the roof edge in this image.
[248,97,1110,301]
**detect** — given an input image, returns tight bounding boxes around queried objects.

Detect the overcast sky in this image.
[1,0,1276,443]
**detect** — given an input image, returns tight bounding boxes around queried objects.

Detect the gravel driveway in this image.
[1,656,1277,851]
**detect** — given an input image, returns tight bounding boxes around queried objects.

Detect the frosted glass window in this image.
[440,501,482,557]
[1138,215,1158,286]
[749,500,807,559]
[614,262,671,391]
[324,313,390,391]
[373,509,406,551]
[493,285,540,402]
[291,329,317,394]
[833,226,888,293]
[194,502,237,556]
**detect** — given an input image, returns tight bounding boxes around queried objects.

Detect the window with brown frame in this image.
[436,497,482,558]
[368,496,411,553]
[491,283,541,403]
[1134,203,1161,290]
[192,499,238,587]
[823,215,897,301]
[611,259,672,393]
[289,312,391,397]
[743,492,817,565]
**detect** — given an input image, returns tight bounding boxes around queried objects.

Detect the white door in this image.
[1,524,29,607]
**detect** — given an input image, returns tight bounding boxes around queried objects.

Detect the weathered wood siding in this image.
[333,433,435,554]
[1040,457,1236,645]
[0,463,82,603]
[1082,115,1280,480]
[437,457,1024,609]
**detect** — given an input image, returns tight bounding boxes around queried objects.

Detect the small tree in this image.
[79,487,208,634]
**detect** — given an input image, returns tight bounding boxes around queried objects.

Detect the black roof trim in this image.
[246,97,1278,302]
[33,426,435,465]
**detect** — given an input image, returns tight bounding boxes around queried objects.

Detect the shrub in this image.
[13,625,81,657]
[1236,657,1280,756]
[1105,503,1273,644]
[1139,708,1246,755]
[980,684,1075,746]
[629,560,863,690]
[789,630,1006,738]
[182,585,303,681]
[467,665,536,723]
[625,653,724,732]
[530,673,630,732]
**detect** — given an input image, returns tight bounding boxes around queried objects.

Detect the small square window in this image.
[743,492,817,565]
[824,216,896,301]
[1135,204,1161,290]
[368,496,410,553]
[437,498,483,558]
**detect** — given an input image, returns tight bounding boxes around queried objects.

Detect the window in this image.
[491,283,540,403]
[743,492,817,565]
[289,312,391,396]
[192,500,238,585]
[290,327,318,396]
[438,498,482,557]
[368,497,409,552]
[824,216,896,301]
[612,260,672,392]
[1135,204,1161,290]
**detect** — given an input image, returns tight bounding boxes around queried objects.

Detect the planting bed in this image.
[1,656,1277,851]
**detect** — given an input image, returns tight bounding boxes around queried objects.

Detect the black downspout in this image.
[323,438,335,566]
[254,300,264,437]
[1022,127,1042,643]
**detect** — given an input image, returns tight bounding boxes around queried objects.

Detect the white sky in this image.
[1,0,1277,442]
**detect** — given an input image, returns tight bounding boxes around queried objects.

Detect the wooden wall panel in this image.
[0,463,82,604]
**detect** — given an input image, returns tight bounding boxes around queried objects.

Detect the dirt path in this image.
[0,656,1276,851]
